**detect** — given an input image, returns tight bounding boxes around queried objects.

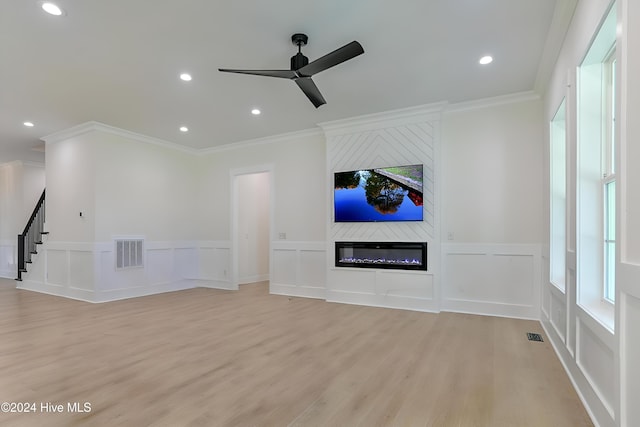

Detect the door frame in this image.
[230,164,274,289]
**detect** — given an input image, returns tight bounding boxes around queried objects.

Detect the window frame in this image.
[602,46,616,303]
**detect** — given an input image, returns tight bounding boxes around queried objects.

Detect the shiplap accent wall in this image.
[320,105,442,312]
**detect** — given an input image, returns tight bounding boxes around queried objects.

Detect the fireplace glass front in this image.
[335,241,427,271]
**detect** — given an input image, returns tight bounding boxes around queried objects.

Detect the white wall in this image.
[441,99,543,244]
[92,131,199,242]
[21,123,203,301]
[0,161,45,278]
[198,131,326,242]
[46,132,97,242]
[199,131,327,295]
[440,96,544,319]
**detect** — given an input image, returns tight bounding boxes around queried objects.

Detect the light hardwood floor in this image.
[0,279,592,427]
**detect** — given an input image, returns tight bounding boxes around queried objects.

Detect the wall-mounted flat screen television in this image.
[334,164,423,222]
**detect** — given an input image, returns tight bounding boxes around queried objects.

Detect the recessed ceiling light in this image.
[41,2,64,16]
[179,126,188,132]
[479,55,493,65]
[251,108,261,115]
[180,73,192,82]
[23,121,34,127]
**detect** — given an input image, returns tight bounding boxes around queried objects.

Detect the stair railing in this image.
[16,189,46,281]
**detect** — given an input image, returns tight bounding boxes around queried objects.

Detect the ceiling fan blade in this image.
[295,77,326,108]
[218,69,297,79]
[297,41,364,76]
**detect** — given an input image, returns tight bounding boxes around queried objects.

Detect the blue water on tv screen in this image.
[333,165,424,222]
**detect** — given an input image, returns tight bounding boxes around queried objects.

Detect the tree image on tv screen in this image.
[334,170,361,189]
[334,164,424,222]
[364,174,405,214]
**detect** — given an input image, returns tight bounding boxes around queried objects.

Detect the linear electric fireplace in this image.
[335,241,427,271]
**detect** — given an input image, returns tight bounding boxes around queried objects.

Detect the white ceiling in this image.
[1,0,572,164]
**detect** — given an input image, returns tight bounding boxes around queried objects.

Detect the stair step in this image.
[40,232,50,235]
[19,268,27,273]
[34,241,43,245]
[25,261,32,264]
[30,251,37,255]
[15,278,22,282]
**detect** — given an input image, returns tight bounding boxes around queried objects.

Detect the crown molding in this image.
[443,91,540,114]
[318,102,447,137]
[21,160,45,168]
[41,121,199,155]
[0,160,45,169]
[0,160,21,170]
[198,127,324,155]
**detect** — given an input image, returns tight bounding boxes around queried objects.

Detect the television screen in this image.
[334,164,423,222]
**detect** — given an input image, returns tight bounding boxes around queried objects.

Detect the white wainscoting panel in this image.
[272,248,296,285]
[327,268,436,312]
[46,249,69,287]
[271,241,326,299]
[0,240,16,279]
[576,314,616,419]
[17,240,237,302]
[174,246,198,279]
[299,248,326,288]
[69,250,95,291]
[549,286,567,343]
[442,243,541,319]
[194,242,233,290]
[146,248,174,286]
[541,253,551,319]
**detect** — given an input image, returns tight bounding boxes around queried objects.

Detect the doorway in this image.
[232,168,272,287]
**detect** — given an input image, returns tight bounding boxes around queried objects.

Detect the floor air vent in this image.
[527,332,544,342]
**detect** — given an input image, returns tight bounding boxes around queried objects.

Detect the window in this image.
[576,3,616,328]
[550,99,567,292]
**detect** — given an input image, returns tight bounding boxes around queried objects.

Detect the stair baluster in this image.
[16,189,46,281]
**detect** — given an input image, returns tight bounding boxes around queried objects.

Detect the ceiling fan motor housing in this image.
[291,53,309,71]
[290,33,310,71]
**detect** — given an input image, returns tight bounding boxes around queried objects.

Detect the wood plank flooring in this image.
[0,279,592,426]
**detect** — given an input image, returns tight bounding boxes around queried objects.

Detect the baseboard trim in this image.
[326,289,437,313]
[540,318,604,427]
[270,283,325,300]
[442,298,539,320]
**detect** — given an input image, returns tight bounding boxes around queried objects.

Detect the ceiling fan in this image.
[219,34,364,108]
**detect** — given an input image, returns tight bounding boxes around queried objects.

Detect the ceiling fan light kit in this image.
[219,33,364,108]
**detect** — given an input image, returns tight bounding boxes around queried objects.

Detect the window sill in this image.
[550,278,566,294]
[578,298,615,333]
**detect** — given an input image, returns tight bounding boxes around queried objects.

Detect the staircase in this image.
[16,189,47,281]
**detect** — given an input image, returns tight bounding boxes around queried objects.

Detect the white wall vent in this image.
[115,239,144,270]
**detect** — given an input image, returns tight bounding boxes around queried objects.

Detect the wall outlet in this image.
[447,231,454,241]
[278,232,286,240]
